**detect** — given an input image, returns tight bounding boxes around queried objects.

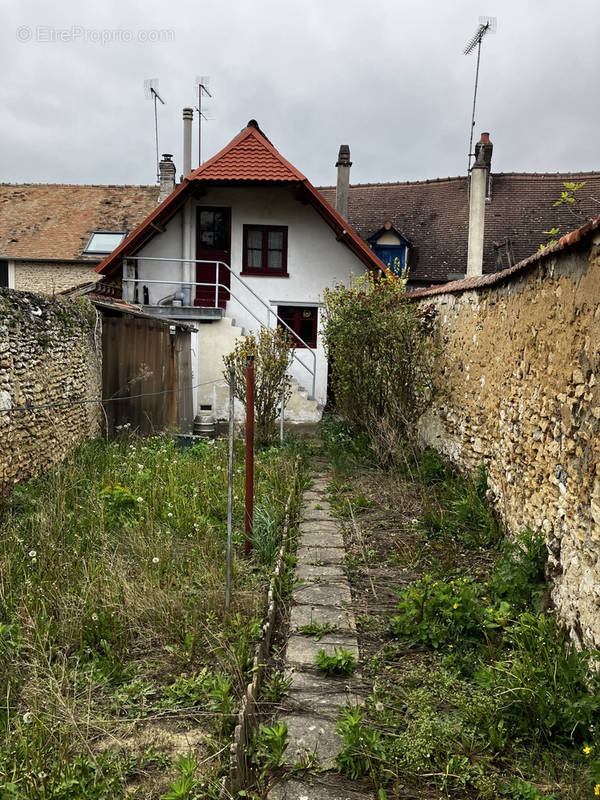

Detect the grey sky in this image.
[2,0,598,188]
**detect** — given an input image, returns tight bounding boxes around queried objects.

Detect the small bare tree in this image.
[223,327,295,445]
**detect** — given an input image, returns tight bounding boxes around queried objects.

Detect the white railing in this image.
[123,256,317,399]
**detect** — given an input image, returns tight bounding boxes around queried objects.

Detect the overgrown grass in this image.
[0,434,304,798]
[323,433,600,799]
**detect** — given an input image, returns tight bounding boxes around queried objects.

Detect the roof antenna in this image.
[195,76,213,165]
[464,16,497,173]
[144,79,166,182]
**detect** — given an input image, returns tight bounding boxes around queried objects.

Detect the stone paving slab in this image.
[296,547,345,566]
[292,581,352,607]
[286,671,364,712]
[285,633,359,668]
[270,777,374,800]
[299,519,341,533]
[280,714,341,769]
[299,530,345,549]
[296,564,345,581]
[290,603,355,631]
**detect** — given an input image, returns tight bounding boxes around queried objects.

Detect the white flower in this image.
[137,497,144,503]
[167,512,173,518]
[152,557,160,564]
[375,701,384,712]
[22,712,34,724]
[28,550,37,558]
[91,613,99,622]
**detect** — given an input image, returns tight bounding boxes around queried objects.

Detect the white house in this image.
[97,120,389,423]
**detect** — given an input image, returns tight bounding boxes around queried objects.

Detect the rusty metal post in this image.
[226,367,235,611]
[244,355,255,556]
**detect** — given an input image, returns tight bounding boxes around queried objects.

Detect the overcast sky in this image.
[1,0,598,188]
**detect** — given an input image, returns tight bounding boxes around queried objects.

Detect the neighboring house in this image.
[97,120,388,423]
[320,137,600,288]
[0,183,158,293]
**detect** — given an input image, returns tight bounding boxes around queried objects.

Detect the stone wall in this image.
[415,232,600,649]
[14,261,99,294]
[0,289,102,493]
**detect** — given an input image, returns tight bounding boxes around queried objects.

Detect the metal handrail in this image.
[123,256,317,399]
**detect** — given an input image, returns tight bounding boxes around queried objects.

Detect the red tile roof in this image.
[0,183,159,261]
[407,213,600,299]
[190,122,306,182]
[318,171,600,284]
[98,122,389,278]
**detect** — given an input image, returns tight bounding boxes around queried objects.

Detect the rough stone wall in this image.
[0,289,102,492]
[416,236,600,649]
[14,261,99,294]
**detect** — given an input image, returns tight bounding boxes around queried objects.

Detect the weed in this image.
[335,705,385,779]
[299,621,337,641]
[260,670,292,703]
[315,647,356,676]
[491,527,547,610]
[252,722,289,769]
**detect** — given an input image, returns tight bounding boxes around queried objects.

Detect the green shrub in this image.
[476,612,600,744]
[389,574,506,649]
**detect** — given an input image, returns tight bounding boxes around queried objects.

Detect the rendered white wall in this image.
[134,185,368,416]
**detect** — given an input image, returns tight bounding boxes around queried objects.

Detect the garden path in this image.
[268,457,373,800]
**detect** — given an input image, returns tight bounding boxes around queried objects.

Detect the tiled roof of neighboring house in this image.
[318,171,600,284]
[408,213,600,299]
[0,183,159,261]
[98,122,390,278]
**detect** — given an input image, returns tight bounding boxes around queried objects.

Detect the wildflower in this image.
[453,603,459,610]
[152,557,160,564]
[595,785,600,796]
[450,580,454,585]
[375,701,384,712]
[137,497,144,503]
[22,712,34,724]
[28,550,37,558]
[448,644,454,649]
[481,596,488,601]
[167,512,173,518]
[91,613,99,622]
[583,745,592,755]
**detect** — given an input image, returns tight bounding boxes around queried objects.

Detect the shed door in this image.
[195,207,231,308]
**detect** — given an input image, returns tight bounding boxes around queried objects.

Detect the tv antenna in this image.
[464,16,497,172]
[195,75,213,165]
[144,78,166,182]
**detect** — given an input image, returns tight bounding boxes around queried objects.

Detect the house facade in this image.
[97,121,388,423]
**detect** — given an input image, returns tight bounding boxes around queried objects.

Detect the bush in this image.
[389,574,506,649]
[476,612,600,744]
[322,273,437,467]
[223,326,294,445]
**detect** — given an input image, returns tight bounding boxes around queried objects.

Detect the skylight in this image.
[84,231,127,255]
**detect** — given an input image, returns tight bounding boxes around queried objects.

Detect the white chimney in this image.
[466,132,493,277]
[335,144,352,220]
[158,154,176,203]
[182,107,193,177]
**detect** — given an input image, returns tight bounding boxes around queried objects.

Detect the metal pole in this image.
[225,367,235,611]
[467,37,482,174]
[280,378,285,446]
[244,355,255,556]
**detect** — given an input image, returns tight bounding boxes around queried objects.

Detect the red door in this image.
[195,207,231,308]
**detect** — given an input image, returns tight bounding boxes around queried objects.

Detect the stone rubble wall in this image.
[14,261,99,294]
[0,289,102,493]
[415,236,600,649]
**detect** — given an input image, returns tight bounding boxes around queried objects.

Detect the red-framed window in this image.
[277,306,318,349]
[242,225,288,276]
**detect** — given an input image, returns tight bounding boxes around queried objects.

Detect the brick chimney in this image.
[466,132,493,277]
[335,144,352,220]
[158,154,176,203]
[182,108,193,177]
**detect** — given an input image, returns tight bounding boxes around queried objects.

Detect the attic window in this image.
[84,231,127,255]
